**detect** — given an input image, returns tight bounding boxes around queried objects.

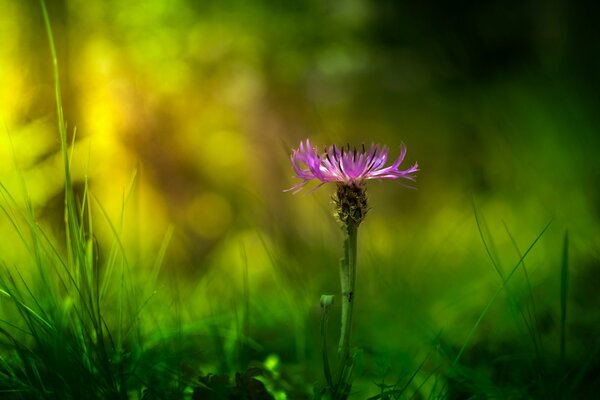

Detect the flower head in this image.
[286,139,419,193]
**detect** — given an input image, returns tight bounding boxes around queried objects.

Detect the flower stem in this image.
[336,224,357,393]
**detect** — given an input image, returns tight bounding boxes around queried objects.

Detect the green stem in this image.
[336,225,357,392]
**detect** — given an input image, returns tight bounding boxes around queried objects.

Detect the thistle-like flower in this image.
[286,139,418,397]
[287,139,418,229]
[287,139,419,194]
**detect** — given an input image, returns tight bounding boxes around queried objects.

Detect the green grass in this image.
[0,2,189,399]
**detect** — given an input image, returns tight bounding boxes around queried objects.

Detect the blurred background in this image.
[1,0,599,396]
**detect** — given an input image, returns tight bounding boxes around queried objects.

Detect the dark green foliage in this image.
[192,368,274,400]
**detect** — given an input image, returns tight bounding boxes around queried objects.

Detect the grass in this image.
[0,2,188,399]
[0,1,599,399]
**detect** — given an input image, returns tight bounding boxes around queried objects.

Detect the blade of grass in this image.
[240,242,250,368]
[474,211,534,357]
[453,220,552,365]
[472,199,504,280]
[366,354,430,400]
[474,203,537,359]
[560,231,569,363]
[256,231,308,362]
[40,0,88,288]
[503,221,544,359]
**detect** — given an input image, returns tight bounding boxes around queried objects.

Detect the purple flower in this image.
[286,139,419,193]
